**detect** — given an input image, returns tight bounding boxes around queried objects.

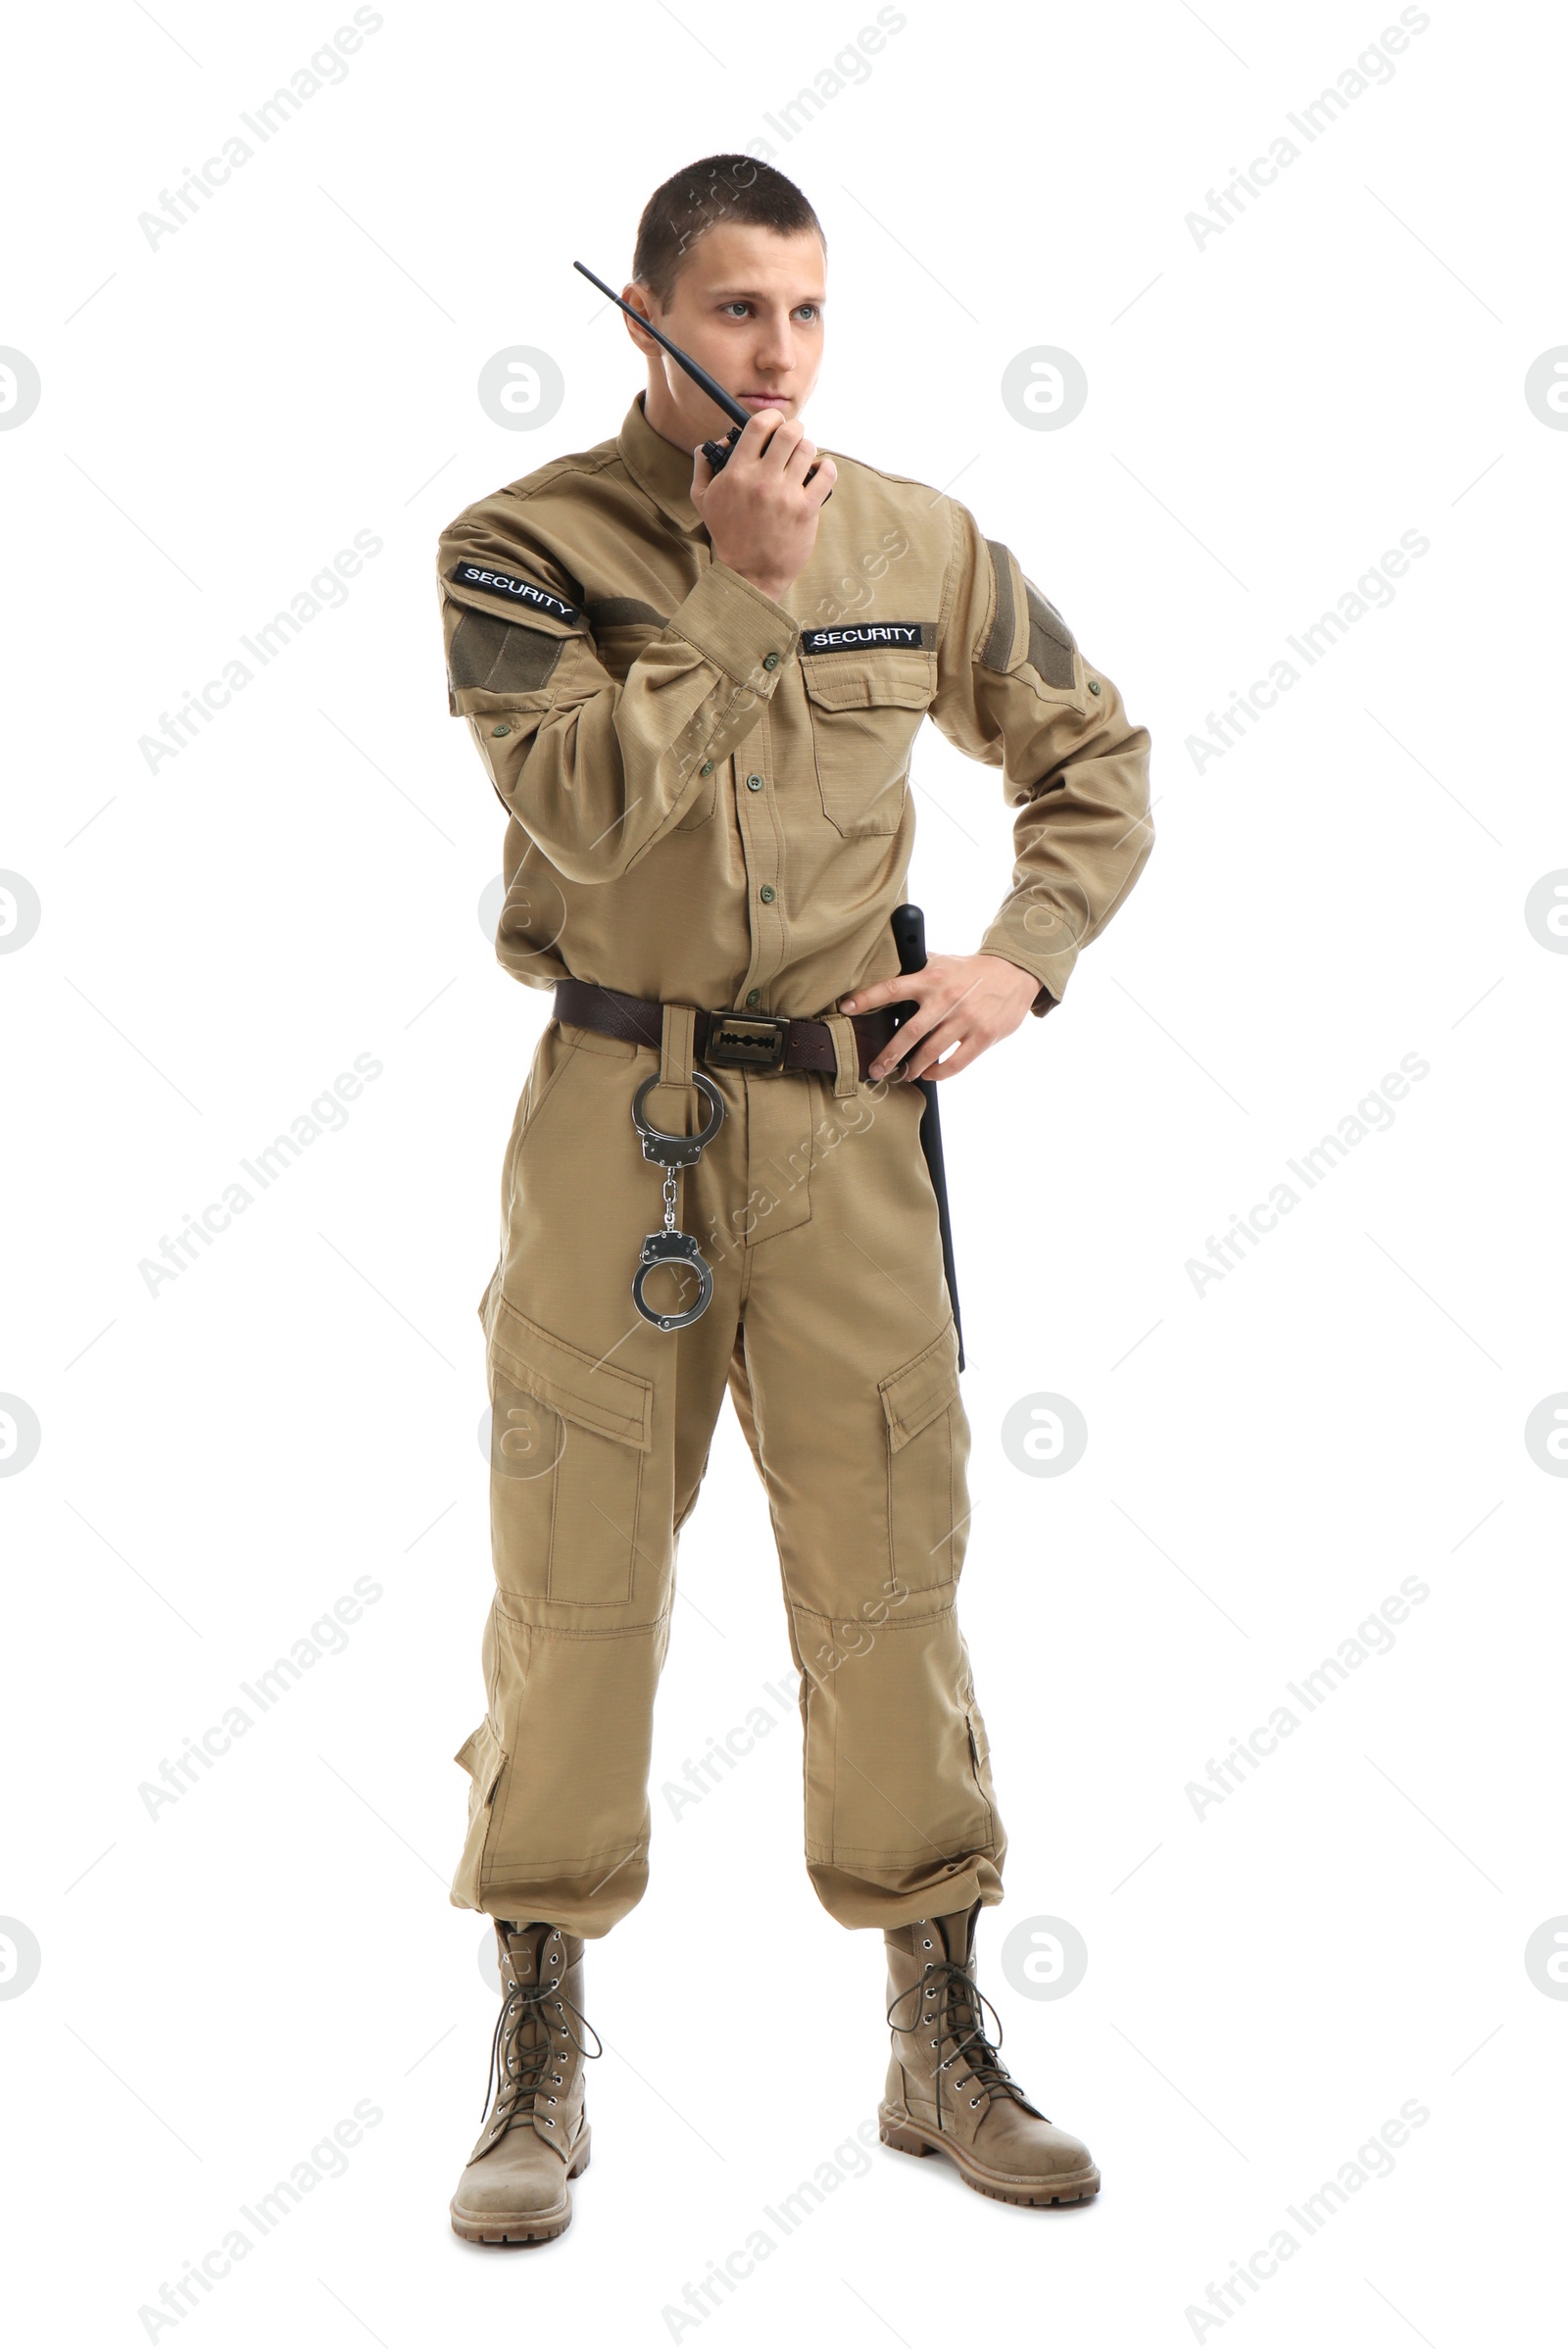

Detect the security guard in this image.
[438,155,1152,2241]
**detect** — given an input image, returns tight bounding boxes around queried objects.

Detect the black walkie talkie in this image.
[573,261,831,498]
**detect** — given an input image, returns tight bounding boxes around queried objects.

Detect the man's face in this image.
[625,221,826,450]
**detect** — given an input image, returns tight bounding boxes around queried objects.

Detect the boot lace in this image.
[888,1956,1033,2120]
[482,1966,603,2138]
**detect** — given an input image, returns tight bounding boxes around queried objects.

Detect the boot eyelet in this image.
[969,2097,980,2108]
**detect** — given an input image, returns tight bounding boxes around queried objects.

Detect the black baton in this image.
[889,905,964,1373]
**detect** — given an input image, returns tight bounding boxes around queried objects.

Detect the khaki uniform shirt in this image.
[437,391,1152,1023]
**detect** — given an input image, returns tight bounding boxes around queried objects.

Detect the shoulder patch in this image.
[447,561,580,625]
[1023,578,1076,689]
[448,608,567,696]
[979,546,1078,688]
[980,541,1017,671]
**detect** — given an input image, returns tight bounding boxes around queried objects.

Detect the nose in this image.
[752,312,797,374]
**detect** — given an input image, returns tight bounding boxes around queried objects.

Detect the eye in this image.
[795,305,819,322]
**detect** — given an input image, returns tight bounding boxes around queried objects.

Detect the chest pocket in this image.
[801,649,933,838]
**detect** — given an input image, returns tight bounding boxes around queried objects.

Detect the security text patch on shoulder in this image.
[449,561,580,625]
[800,621,931,654]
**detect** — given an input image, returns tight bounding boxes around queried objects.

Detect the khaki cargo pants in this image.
[450,1003,1006,1935]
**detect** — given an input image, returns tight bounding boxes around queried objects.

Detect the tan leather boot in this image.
[449,1921,600,2244]
[879,1903,1100,2205]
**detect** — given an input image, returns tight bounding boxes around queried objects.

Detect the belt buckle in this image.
[705,1009,790,1072]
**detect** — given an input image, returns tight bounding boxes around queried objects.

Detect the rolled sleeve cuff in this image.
[664,561,801,689]
[978,907,1078,1014]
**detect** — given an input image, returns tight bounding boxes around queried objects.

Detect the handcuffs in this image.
[629,1071,725,1331]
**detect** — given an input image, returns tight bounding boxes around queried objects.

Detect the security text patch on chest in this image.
[800,622,930,654]
[449,561,580,625]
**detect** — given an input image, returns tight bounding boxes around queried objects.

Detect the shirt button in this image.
[759,884,776,904]
[762,653,780,670]
[700,759,714,775]
[1088,680,1102,696]
[746,989,761,1006]
[491,724,513,737]
[746,773,764,792]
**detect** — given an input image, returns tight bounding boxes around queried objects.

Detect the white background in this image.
[3,1,1565,2341]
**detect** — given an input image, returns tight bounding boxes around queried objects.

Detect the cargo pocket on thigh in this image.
[879,1316,965,1593]
[488,1292,654,1606]
[451,1716,507,1907]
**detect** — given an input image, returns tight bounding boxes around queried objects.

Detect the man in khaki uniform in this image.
[438,155,1152,2242]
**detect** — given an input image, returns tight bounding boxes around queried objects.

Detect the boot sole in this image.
[878,2108,1100,2206]
[450,2129,592,2245]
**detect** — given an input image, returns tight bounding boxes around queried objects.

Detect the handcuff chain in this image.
[629,1069,727,1333]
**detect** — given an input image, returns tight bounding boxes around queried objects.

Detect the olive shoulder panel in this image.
[980,540,1078,690]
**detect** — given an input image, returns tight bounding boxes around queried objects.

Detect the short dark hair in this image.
[632,154,825,309]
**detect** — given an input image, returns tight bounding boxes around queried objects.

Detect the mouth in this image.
[737,392,790,409]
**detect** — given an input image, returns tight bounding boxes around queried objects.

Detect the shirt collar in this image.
[617,390,706,536]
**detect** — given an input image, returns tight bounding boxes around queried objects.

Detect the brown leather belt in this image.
[553,978,901,1079]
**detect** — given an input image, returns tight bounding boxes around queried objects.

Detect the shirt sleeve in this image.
[437,491,800,883]
[927,497,1154,1013]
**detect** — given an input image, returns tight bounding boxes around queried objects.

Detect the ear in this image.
[619,284,660,357]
